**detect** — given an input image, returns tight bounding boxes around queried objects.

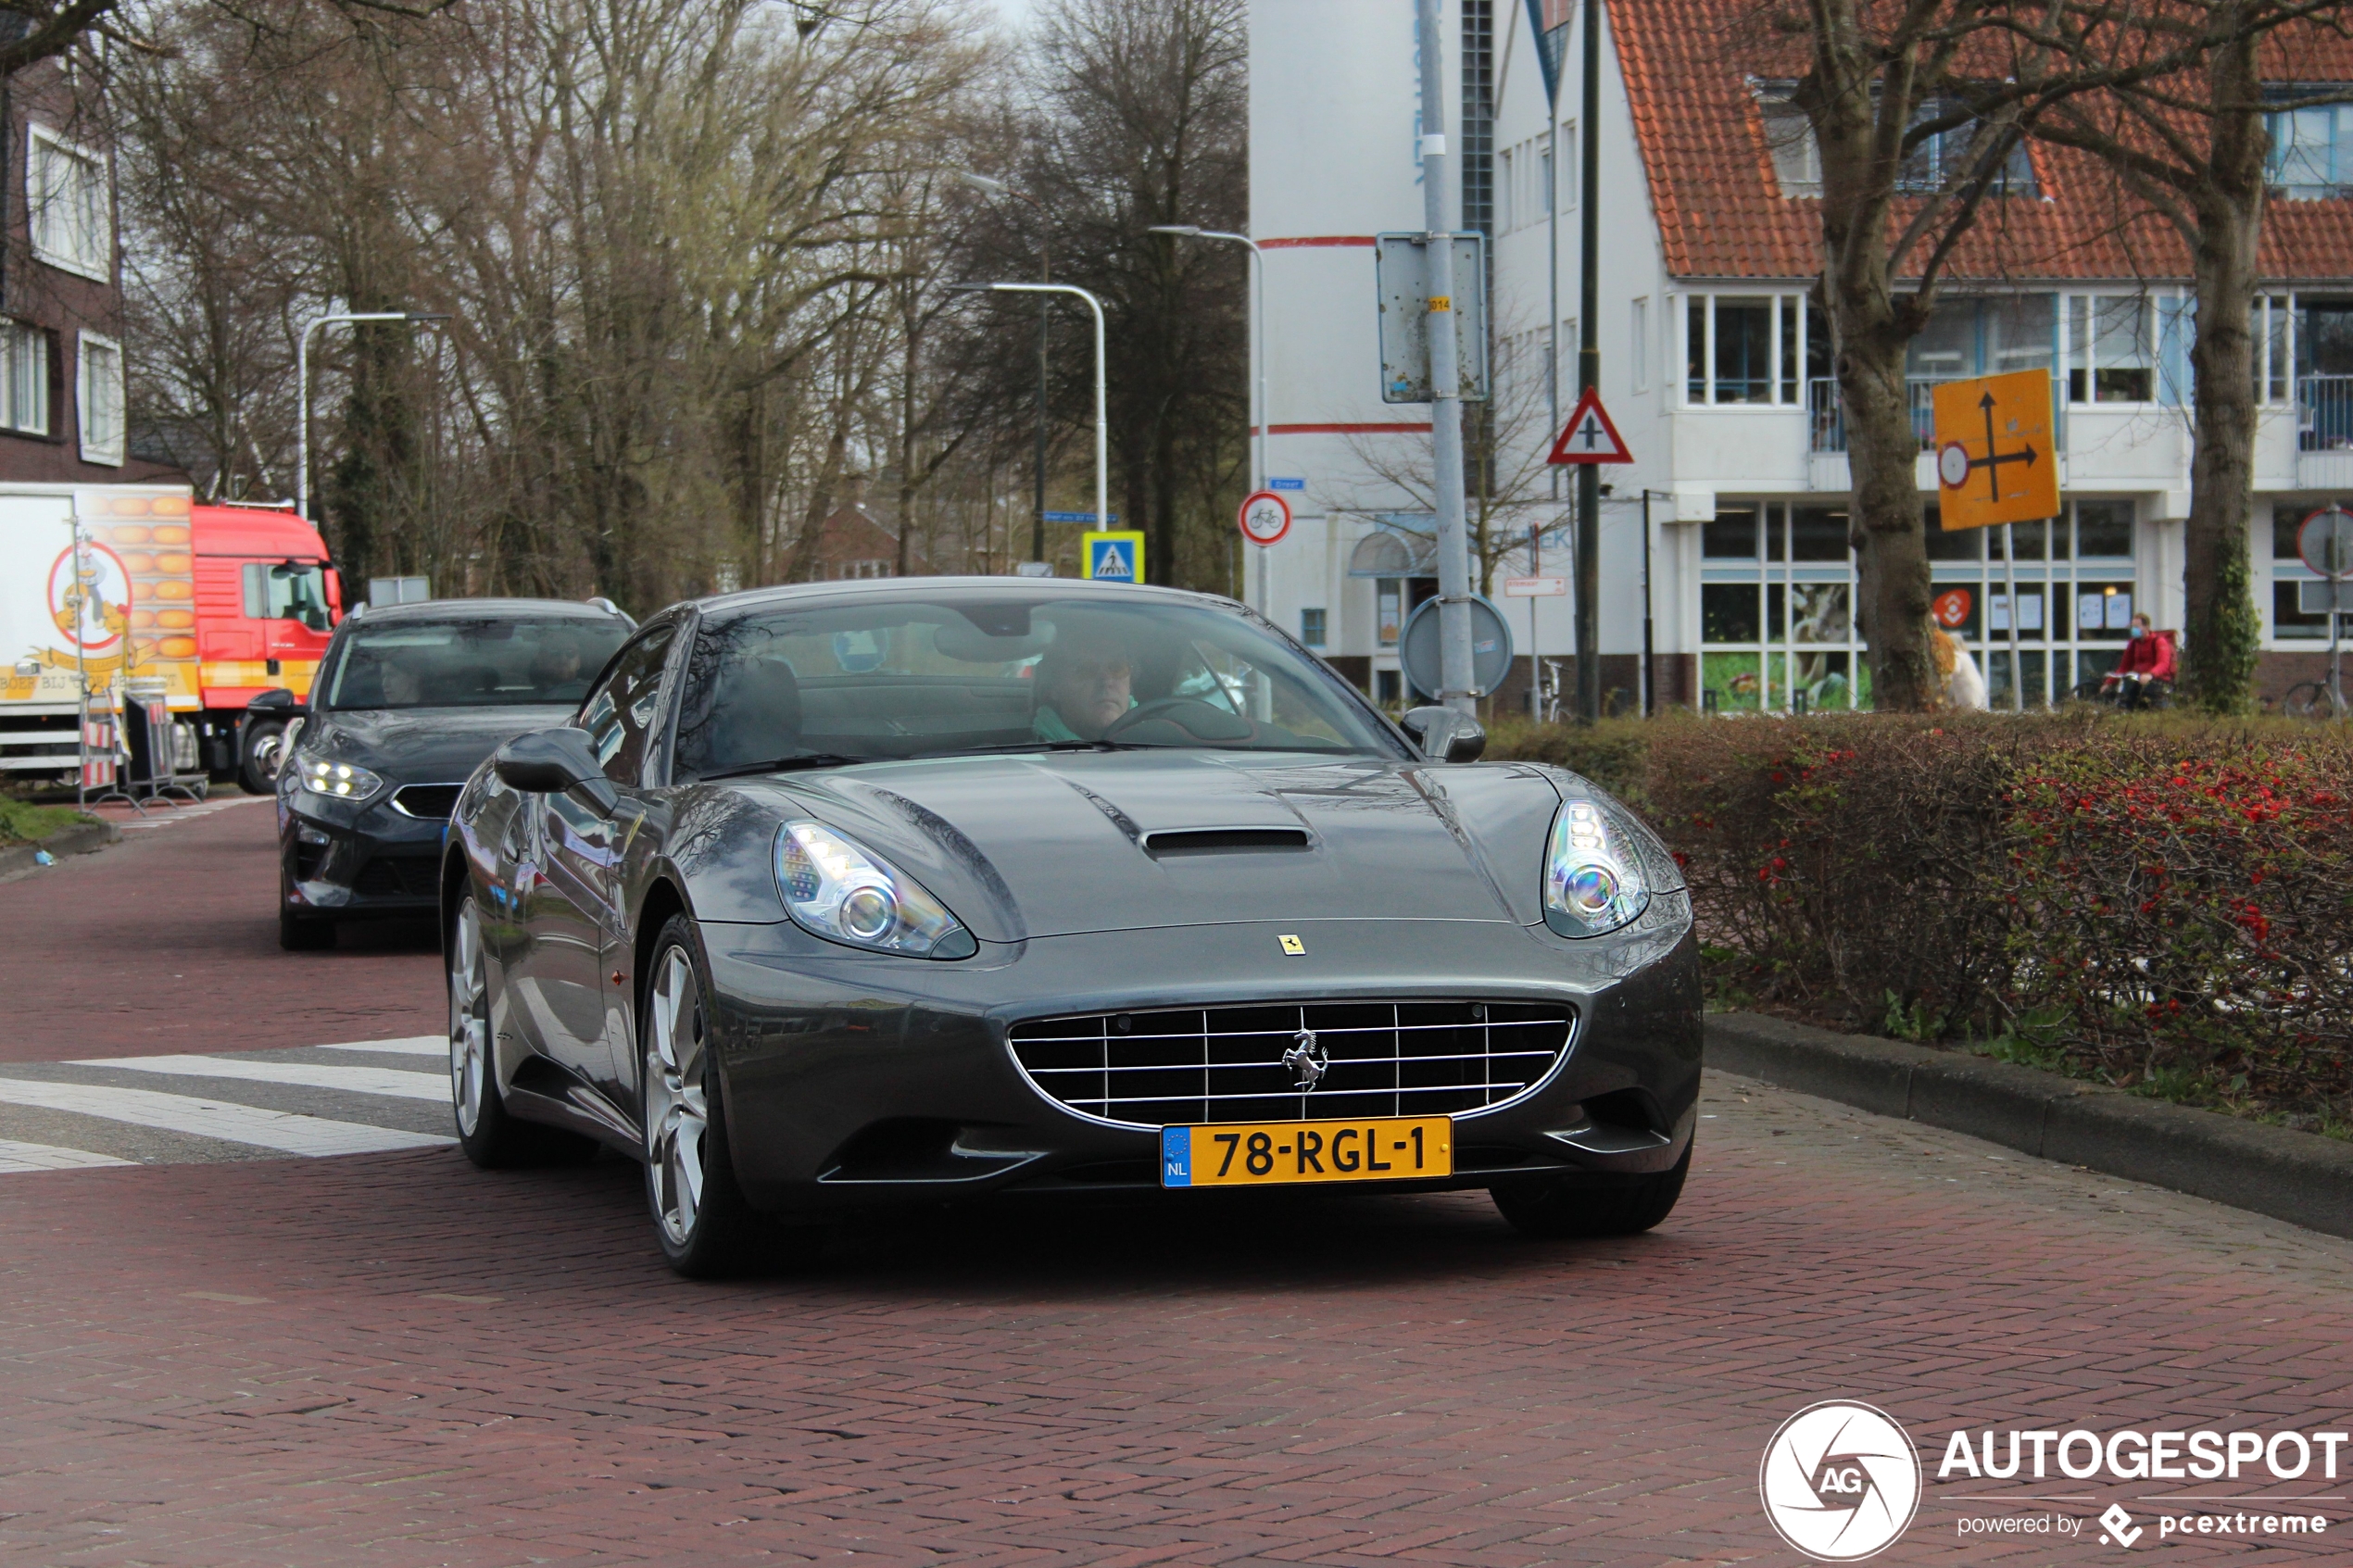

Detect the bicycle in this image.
[2069,676,2171,710]
[2283,679,2349,719]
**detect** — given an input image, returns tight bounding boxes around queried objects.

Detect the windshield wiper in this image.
[699,752,873,781]
[941,739,1152,758]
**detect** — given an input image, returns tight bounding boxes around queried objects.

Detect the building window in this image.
[1701,498,2135,711]
[1755,86,1821,198]
[1897,100,2036,194]
[1558,119,1575,209]
[1377,580,1403,646]
[29,126,110,283]
[1631,297,1649,393]
[2065,295,2155,404]
[1684,293,1813,406]
[78,332,123,465]
[1301,608,1327,647]
[2265,91,2352,197]
[0,322,48,435]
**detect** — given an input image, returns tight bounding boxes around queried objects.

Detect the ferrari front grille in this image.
[1007,1000,1576,1130]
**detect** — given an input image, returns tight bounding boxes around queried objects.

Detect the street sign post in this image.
[1931,371,2058,531]
[1082,530,1145,583]
[1373,232,1489,405]
[2298,504,2353,713]
[1399,595,1514,700]
[1545,386,1634,465]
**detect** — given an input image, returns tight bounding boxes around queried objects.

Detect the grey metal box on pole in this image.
[1375,233,1489,405]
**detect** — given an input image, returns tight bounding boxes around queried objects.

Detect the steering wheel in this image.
[1101,696,1255,743]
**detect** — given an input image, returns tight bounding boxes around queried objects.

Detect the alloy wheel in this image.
[645,947,710,1247]
[448,898,489,1136]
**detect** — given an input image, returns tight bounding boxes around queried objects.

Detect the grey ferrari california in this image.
[440,577,1700,1274]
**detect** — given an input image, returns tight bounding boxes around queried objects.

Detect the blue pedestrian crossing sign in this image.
[1083,530,1146,583]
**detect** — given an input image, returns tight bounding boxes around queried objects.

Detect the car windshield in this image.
[673,594,1403,777]
[321,617,629,710]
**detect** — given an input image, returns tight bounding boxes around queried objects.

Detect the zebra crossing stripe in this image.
[0,1136,135,1172]
[0,1079,452,1156]
[76,1055,448,1103]
[312,1036,447,1059]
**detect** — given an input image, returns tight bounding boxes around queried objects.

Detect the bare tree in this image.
[2024,6,2351,713]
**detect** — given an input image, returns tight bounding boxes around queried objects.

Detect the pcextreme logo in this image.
[1759,1400,1924,1562]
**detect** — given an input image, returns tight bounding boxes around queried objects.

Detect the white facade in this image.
[1248,0,2348,711]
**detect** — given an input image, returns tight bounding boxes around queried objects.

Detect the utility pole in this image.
[1416,0,1476,716]
[1575,0,1602,721]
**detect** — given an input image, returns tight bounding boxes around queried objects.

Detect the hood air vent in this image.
[1139,827,1311,856]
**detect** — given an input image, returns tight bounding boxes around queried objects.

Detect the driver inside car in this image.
[1031,631,1135,741]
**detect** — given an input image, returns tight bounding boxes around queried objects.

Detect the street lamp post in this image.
[956,172,1052,568]
[1150,224,1269,609]
[952,282,1108,574]
[296,309,451,524]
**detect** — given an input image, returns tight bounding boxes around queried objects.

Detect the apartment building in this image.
[0,48,170,484]
[1247,0,2353,709]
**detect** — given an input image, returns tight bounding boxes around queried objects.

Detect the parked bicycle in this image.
[2283,679,2349,719]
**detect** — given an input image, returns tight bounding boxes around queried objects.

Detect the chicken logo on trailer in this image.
[49,537,131,655]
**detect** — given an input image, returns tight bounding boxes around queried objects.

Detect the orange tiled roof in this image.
[1610,0,2353,283]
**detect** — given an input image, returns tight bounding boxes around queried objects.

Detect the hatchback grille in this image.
[1008,1001,1576,1129]
[353,855,436,897]
[390,784,464,820]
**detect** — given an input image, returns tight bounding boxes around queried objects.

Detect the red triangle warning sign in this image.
[1546,387,1635,464]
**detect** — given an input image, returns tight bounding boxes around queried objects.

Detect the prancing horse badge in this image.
[1277,934,1305,956]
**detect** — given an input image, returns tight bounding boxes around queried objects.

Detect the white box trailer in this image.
[0,483,202,783]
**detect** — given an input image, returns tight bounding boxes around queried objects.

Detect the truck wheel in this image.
[240,720,288,796]
[279,909,335,951]
[1490,1142,1691,1239]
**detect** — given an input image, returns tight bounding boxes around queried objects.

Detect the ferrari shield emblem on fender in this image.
[1277,934,1305,956]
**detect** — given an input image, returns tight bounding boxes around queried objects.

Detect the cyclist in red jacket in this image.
[2101,614,2176,708]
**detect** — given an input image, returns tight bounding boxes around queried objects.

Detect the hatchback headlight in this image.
[1542,797,1652,937]
[296,755,384,802]
[774,821,976,960]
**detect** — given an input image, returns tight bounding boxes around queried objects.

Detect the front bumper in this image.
[278,788,449,919]
[701,909,1701,1216]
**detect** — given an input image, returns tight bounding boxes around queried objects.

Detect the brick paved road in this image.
[2,808,2349,1564]
[0,796,444,1062]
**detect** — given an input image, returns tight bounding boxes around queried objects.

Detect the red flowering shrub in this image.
[1492,712,2353,1118]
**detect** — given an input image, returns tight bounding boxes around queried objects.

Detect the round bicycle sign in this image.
[1238,489,1291,547]
[2298,504,2353,579]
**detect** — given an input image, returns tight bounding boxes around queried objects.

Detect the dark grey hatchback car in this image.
[276,598,631,949]
[439,579,1702,1275]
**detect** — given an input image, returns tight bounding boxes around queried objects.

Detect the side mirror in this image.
[1400,705,1487,763]
[245,686,308,719]
[493,728,619,814]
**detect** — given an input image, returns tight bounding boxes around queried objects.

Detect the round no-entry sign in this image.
[1238,490,1291,547]
[1936,441,1972,490]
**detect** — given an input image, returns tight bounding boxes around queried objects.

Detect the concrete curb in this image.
[1707,1011,2353,1242]
[0,818,120,885]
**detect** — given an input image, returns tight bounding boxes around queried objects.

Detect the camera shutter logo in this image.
[1758,1401,1922,1561]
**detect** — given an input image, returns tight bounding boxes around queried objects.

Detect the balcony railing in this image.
[2297,375,2353,451]
[1807,376,2068,456]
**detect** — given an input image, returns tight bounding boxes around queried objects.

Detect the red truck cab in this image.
[187,503,341,785]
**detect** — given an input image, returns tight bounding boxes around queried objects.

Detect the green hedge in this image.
[1488,712,2353,1128]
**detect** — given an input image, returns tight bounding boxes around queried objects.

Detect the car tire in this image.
[641,915,773,1278]
[1490,1142,1691,1239]
[240,719,287,796]
[279,908,336,951]
[447,894,598,1168]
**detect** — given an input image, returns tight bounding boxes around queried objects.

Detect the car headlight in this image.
[774,820,976,960]
[296,755,385,802]
[1543,797,1652,937]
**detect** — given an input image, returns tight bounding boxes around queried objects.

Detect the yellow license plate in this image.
[1160,1116,1452,1188]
